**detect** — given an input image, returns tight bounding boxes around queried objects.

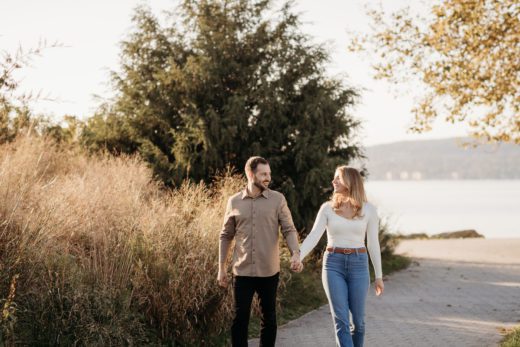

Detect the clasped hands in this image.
[290,252,303,273]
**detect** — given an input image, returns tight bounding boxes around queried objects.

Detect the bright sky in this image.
[0,0,469,146]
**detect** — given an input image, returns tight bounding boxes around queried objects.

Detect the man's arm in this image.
[218,198,236,287]
[278,195,302,272]
[278,195,300,254]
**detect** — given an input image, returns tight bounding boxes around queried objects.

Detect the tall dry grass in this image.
[0,135,257,345]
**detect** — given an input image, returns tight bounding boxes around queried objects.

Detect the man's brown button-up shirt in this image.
[219,188,300,277]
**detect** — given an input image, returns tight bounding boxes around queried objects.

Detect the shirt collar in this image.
[241,187,270,199]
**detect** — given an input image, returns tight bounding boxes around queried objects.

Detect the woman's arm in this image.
[366,204,383,279]
[300,203,328,261]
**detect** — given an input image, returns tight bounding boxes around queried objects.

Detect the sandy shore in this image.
[396,238,520,264]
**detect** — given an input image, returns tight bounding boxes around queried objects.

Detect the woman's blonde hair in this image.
[331,166,367,218]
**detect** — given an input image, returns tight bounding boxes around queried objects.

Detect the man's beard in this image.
[253,177,270,191]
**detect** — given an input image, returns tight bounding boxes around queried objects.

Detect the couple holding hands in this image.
[218,156,384,347]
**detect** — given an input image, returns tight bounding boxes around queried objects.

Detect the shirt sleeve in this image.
[219,197,236,267]
[366,204,383,279]
[300,203,328,261]
[278,195,300,255]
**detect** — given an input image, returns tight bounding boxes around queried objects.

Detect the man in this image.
[218,156,303,347]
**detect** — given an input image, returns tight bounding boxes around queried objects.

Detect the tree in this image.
[350,0,520,143]
[0,45,34,143]
[86,0,361,228]
[80,104,139,153]
[1,42,63,143]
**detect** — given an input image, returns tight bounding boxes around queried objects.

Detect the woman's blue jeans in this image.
[322,249,370,347]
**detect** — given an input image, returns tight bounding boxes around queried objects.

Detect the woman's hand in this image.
[374,278,384,296]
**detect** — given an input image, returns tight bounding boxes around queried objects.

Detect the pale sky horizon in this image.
[1,0,470,147]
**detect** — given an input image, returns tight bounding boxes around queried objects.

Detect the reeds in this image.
[0,135,248,345]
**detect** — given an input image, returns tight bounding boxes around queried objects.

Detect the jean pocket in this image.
[325,253,346,268]
[324,251,342,259]
[351,253,369,265]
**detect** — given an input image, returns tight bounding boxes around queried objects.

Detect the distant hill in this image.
[365,138,520,180]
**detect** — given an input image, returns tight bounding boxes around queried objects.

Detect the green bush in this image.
[502,327,520,347]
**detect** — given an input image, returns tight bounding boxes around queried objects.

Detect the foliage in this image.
[83,0,362,228]
[0,135,247,345]
[501,326,520,347]
[79,103,138,154]
[350,0,520,143]
[0,131,407,344]
[0,42,64,144]
[0,275,18,346]
[377,215,399,258]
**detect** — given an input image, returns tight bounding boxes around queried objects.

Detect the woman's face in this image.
[332,170,348,193]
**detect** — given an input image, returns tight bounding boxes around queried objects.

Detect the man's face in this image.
[251,163,271,191]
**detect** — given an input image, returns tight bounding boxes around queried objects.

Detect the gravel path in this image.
[249,239,520,346]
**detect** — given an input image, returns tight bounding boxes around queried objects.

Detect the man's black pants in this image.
[231,272,279,347]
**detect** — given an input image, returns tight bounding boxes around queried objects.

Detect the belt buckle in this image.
[343,248,352,254]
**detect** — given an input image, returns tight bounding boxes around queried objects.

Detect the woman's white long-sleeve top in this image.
[300,201,383,279]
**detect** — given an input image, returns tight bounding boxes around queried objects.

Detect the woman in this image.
[299,166,384,347]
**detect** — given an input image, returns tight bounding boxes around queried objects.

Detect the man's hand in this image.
[217,270,228,288]
[290,252,303,273]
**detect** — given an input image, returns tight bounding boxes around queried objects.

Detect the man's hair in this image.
[244,156,269,174]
